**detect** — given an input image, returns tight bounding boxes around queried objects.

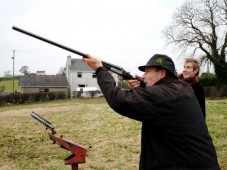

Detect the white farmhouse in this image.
[65,56,118,97]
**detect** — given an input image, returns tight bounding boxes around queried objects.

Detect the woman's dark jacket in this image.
[95,67,220,170]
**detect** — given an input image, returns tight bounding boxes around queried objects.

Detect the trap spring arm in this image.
[30,112,87,170]
[12,26,134,80]
[31,111,56,134]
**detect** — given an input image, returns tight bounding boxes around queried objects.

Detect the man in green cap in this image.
[83,54,220,170]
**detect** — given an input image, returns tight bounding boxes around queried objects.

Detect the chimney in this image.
[67,55,72,66]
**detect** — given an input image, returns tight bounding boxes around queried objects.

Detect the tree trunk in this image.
[214,62,227,87]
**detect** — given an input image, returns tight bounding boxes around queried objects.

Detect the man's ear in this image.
[161,69,167,78]
[194,69,199,76]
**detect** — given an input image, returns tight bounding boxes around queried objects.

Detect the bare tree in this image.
[56,67,65,76]
[4,70,11,77]
[19,66,30,75]
[162,0,227,86]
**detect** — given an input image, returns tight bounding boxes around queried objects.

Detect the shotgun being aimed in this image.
[12,26,134,80]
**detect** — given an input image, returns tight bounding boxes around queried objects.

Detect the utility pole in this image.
[12,50,15,93]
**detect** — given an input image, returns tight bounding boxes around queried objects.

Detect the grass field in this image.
[0,79,20,93]
[0,98,226,170]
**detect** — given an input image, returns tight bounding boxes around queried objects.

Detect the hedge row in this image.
[199,77,218,87]
[204,85,227,98]
[0,92,67,106]
[0,77,19,81]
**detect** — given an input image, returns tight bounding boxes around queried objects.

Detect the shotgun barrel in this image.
[12,26,133,79]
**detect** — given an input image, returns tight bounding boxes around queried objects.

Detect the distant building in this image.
[65,56,118,97]
[36,71,46,75]
[19,74,69,97]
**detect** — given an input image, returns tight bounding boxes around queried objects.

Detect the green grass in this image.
[0,98,226,170]
[0,79,20,93]
[206,100,227,168]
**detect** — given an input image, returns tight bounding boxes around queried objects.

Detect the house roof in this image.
[19,74,69,87]
[69,59,94,71]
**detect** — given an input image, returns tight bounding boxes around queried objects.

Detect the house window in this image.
[78,84,86,87]
[39,88,49,93]
[92,73,96,78]
[44,88,49,92]
[77,72,82,78]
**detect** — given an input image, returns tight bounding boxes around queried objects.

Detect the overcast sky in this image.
[0,0,186,77]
